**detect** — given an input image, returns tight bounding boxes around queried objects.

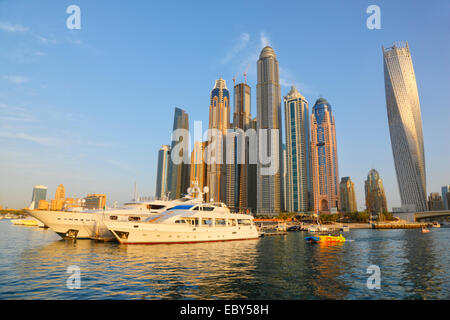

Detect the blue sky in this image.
[0,0,449,209]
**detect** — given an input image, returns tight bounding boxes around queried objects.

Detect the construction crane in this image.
[232,72,239,87]
[243,63,250,84]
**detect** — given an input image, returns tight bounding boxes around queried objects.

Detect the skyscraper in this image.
[339,177,357,213]
[207,78,230,203]
[226,82,252,212]
[365,169,388,215]
[441,185,450,210]
[311,98,339,213]
[256,46,283,215]
[51,184,66,211]
[282,144,288,211]
[31,185,47,209]
[190,141,207,198]
[383,41,427,212]
[167,107,190,200]
[284,86,312,212]
[155,145,170,199]
[427,193,443,211]
[55,184,65,200]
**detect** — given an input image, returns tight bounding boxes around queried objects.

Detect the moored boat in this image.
[104,202,259,244]
[26,194,203,240]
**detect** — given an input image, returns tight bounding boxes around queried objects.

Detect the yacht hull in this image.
[105,221,259,244]
[27,210,113,240]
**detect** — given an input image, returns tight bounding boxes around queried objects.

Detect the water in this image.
[0,220,449,299]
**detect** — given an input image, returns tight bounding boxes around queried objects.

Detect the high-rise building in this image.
[247,118,258,212]
[365,169,388,215]
[428,193,443,211]
[441,185,450,210]
[155,145,171,199]
[190,141,207,198]
[383,41,427,212]
[339,177,357,213]
[282,144,288,211]
[38,200,49,210]
[84,194,107,209]
[55,184,65,200]
[226,82,253,212]
[284,86,312,212]
[311,98,339,213]
[256,46,283,215]
[207,78,230,203]
[167,107,190,200]
[50,184,66,210]
[31,185,47,209]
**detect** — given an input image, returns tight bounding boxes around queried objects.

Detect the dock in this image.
[371,222,430,229]
[259,231,288,237]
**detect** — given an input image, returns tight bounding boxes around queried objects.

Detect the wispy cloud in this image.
[106,159,132,172]
[0,131,62,146]
[260,32,270,48]
[32,33,57,44]
[2,75,31,85]
[0,22,28,33]
[0,103,34,122]
[221,33,250,64]
[279,66,318,96]
[0,21,57,44]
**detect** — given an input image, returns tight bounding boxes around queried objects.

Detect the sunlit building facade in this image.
[190,141,208,198]
[284,86,311,212]
[31,185,47,210]
[428,193,443,211]
[383,41,427,211]
[310,98,339,213]
[84,194,107,209]
[155,145,170,199]
[167,107,190,200]
[226,82,254,212]
[256,46,283,215]
[339,177,357,213]
[207,78,230,203]
[365,169,388,215]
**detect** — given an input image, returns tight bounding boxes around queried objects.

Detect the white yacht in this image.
[26,195,203,241]
[104,202,259,244]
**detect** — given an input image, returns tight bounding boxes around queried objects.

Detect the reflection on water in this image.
[0,221,449,299]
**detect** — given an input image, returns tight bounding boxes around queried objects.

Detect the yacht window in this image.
[128,216,141,221]
[174,220,186,224]
[202,207,214,211]
[185,218,199,226]
[193,206,200,211]
[238,219,251,226]
[147,204,166,210]
[202,218,213,227]
[110,216,118,220]
[168,205,195,211]
[229,219,237,226]
[215,218,226,227]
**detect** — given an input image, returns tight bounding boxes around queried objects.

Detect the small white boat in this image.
[432,222,440,228]
[340,225,350,232]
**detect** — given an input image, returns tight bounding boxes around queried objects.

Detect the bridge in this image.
[414,210,450,222]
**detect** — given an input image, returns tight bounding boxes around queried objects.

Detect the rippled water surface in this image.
[0,221,449,299]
